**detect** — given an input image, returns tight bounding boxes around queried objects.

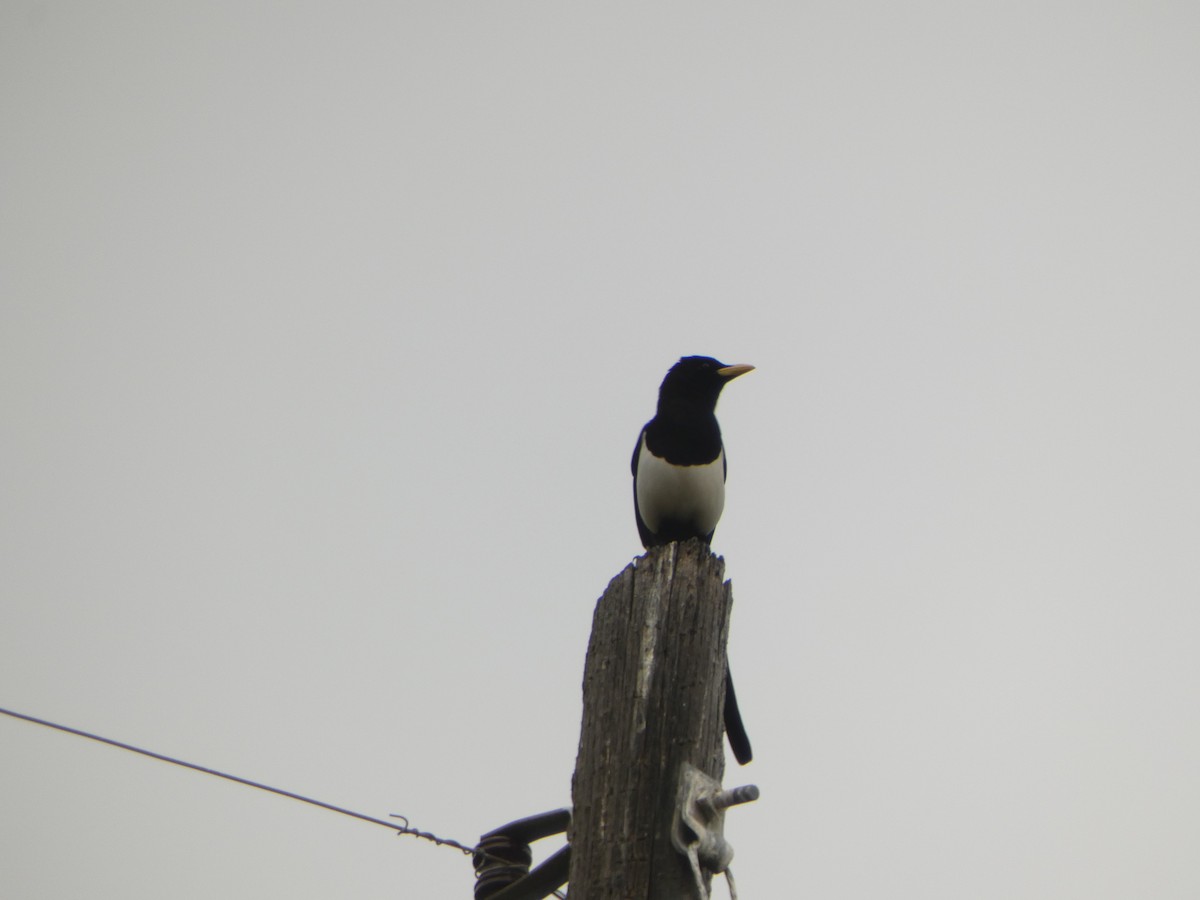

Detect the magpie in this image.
[632,355,754,764]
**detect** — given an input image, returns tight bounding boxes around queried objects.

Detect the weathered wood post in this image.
[568,539,734,899]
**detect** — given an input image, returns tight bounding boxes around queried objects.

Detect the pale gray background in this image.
[3,3,1198,898]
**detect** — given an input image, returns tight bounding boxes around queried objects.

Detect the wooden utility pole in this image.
[568,539,734,899]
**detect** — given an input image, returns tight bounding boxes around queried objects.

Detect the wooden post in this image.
[568,539,733,899]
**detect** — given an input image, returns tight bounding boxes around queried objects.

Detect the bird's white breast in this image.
[635,435,726,535]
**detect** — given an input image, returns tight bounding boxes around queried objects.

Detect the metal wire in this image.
[0,705,491,861]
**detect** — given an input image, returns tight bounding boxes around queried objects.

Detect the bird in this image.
[632,355,754,764]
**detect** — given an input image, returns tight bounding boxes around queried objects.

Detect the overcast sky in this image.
[3,3,1199,898]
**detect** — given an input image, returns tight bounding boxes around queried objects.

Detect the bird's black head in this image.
[657,355,754,417]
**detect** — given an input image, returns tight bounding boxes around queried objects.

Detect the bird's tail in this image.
[724,667,753,765]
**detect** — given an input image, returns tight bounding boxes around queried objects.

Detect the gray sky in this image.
[3,3,1198,898]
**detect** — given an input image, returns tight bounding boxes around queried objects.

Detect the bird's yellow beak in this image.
[717,363,755,380]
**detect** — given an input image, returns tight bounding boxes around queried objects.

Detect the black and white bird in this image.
[632,355,754,764]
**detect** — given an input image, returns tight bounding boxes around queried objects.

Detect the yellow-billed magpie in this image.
[632,355,754,764]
